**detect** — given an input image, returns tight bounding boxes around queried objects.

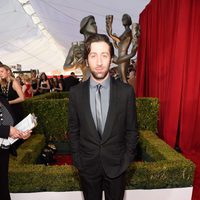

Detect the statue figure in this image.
[63,15,97,81]
[106,14,140,83]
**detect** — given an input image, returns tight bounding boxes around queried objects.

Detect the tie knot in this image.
[96,84,102,91]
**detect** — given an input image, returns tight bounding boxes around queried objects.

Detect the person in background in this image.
[38,72,50,94]
[0,64,25,123]
[59,75,65,91]
[68,34,138,200]
[0,94,31,200]
[109,66,119,80]
[22,75,33,98]
[64,72,80,91]
[128,68,136,92]
[51,76,63,92]
[31,71,39,96]
[15,76,23,87]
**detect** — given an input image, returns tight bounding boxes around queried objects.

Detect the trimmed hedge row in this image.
[9,131,194,192]
[22,93,69,142]
[127,131,194,189]
[22,92,159,141]
[8,92,194,192]
[10,134,46,165]
[136,97,159,133]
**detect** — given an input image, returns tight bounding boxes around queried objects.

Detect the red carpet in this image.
[52,154,73,165]
[184,152,200,200]
[52,153,200,199]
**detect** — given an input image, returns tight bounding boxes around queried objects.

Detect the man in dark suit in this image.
[68,34,138,200]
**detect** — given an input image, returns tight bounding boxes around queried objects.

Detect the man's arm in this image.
[68,89,81,169]
[125,87,139,162]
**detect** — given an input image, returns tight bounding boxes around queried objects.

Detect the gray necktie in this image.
[95,84,103,135]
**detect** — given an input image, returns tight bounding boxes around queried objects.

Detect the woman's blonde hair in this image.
[0,65,14,86]
[23,74,31,82]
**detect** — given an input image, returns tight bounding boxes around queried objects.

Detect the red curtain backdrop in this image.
[136,0,200,155]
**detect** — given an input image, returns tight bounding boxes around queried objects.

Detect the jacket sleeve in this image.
[125,87,139,163]
[0,126,10,139]
[68,88,81,170]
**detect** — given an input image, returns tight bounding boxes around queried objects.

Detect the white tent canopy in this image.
[0,0,150,74]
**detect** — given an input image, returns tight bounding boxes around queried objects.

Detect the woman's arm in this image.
[22,84,27,93]
[58,82,63,91]
[46,80,50,90]
[34,79,39,92]
[0,126,27,139]
[9,79,25,104]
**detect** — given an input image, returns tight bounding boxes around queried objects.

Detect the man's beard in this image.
[90,70,109,80]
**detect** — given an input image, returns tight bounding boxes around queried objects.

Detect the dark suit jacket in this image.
[68,77,138,178]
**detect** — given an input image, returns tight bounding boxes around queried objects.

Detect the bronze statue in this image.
[63,15,97,81]
[106,14,140,83]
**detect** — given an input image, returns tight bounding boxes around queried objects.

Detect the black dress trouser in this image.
[79,165,126,200]
[0,149,11,200]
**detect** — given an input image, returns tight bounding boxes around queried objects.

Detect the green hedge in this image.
[127,131,194,189]
[8,93,194,192]
[10,134,46,165]
[22,92,159,142]
[22,92,69,142]
[136,97,159,133]
[9,131,194,192]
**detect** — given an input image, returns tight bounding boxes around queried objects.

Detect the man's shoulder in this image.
[69,80,86,92]
[113,78,132,90]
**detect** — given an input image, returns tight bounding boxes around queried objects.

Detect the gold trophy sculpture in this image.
[106,14,140,83]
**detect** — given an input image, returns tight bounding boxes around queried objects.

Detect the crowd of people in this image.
[0,62,82,200]
[0,62,32,200]
[0,61,136,102]
[3,69,81,98]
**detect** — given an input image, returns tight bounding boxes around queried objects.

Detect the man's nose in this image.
[97,56,102,66]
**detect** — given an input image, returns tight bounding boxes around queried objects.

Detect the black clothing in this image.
[68,77,138,199]
[0,81,23,123]
[63,76,79,91]
[0,96,15,200]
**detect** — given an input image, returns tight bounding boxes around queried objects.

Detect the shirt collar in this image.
[90,75,110,89]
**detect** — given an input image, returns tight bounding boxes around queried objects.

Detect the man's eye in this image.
[90,54,96,58]
[102,54,108,58]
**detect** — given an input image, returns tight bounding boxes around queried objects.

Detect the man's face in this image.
[88,41,111,82]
